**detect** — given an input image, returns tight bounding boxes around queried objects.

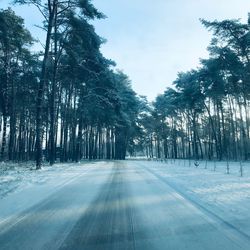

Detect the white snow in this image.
[0,161,107,226]
[1,159,250,238]
[142,159,250,236]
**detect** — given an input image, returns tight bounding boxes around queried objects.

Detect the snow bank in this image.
[0,161,105,226]
[143,159,250,236]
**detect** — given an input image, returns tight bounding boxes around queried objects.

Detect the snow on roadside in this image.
[0,161,88,199]
[144,159,250,235]
[1,159,250,235]
[0,161,107,226]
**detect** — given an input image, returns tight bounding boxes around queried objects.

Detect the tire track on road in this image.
[60,162,137,250]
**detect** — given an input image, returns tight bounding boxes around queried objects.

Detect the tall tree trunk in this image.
[36,1,56,169]
[1,51,10,161]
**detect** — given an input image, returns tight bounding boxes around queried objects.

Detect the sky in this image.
[1,0,250,100]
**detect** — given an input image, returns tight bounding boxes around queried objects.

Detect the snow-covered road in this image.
[0,161,250,249]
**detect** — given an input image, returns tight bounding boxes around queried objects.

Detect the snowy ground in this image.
[1,159,250,226]
[0,161,109,226]
[0,159,250,249]
[0,161,91,199]
[141,159,250,237]
[0,161,95,201]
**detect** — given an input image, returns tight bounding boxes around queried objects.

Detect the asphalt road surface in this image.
[0,161,249,250]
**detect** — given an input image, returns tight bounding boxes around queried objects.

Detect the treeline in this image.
[138,16,250,161]
[0,1,144,168]
[3,2,249,165]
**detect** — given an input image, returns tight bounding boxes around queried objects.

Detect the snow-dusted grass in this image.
[144,159,250,235]
[149,158,250,176]
[1,159,250,236]
[0,161,87,199]
[0,161,111,227]
[0,160,112,199]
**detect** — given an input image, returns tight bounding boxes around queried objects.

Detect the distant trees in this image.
[145,16,250,161]
[0,3,143,166]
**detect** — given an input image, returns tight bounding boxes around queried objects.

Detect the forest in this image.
[0,0,147,169]
[0,0,250,168]
[149,18,250,162]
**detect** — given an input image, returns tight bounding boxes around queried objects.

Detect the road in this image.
[0,161,249,250]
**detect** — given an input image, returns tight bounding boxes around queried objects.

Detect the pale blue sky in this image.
[1,0,250,100]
